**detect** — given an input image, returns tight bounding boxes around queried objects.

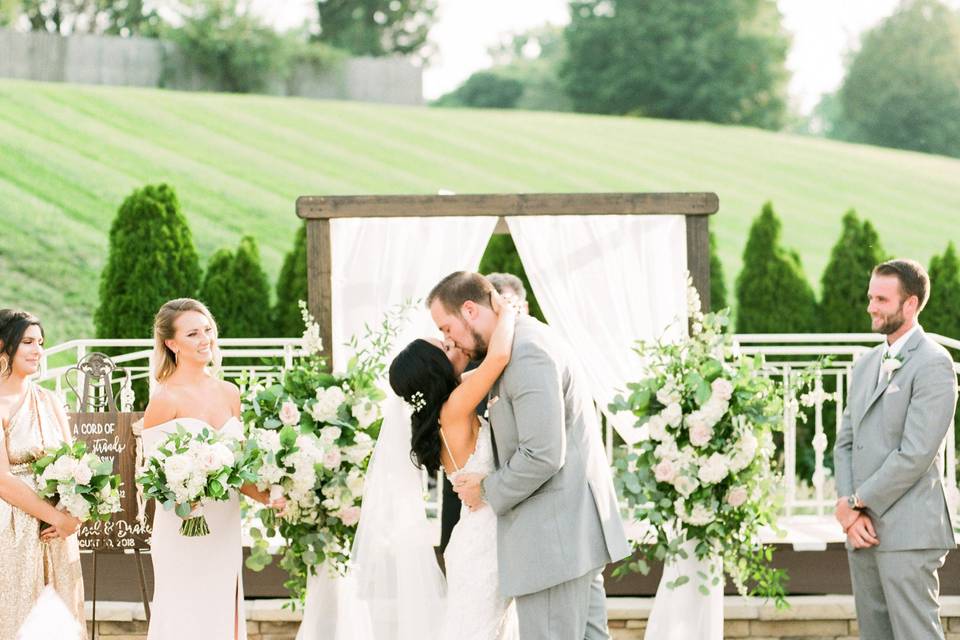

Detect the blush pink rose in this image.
[279,401,301,426]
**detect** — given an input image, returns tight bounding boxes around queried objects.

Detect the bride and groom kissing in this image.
[388,271,631,640]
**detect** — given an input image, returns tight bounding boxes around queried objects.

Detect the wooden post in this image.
[685,214,711,311]
[305,218,333,367]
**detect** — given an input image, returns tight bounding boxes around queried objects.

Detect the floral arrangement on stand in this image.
[611,279,806,606]
[242,301,408,603]
[33,441,122,523]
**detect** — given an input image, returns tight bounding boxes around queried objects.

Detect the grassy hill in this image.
[2,78,959,343]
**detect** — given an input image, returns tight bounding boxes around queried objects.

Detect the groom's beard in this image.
[874,304,906,335]
[469,328,489,360]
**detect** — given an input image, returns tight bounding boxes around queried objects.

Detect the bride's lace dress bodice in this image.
[440,418,518,640]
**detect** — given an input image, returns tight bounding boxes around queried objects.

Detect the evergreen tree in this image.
[199,236,272,338]
[709,232,728,311]
[818,211,887,332]
[735,202,817,333]
[95,184,201,340]
[273,224,310,337]
[478,235,544,322]
[925,242,960,339]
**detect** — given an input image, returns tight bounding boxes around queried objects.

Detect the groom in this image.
[834,258,958,640]
[428,271,630,640]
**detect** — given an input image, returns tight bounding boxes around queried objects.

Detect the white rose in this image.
[685,502,716,526]
[654,436,679,461]
[645,415,668,441]
[311,387,347,424]
[163,453,194,484]
[47,456,79,483]
[279,401,302,426]
[653,459,677,484]
[656,386,680,406]
[711,378,734,401]
[880,356,903,378]
[319,426,342,445]
[71,461,94,487]
[255,429,282,454]
[673,474,699,497]
[662,403,683,427]
[689,422,713,448]
[701,399,728,426]
[192,444,222,473]
[726,486,749,508]
[59,493,90,521]
[351,402,379,428]
[337,505,361,526]
[260,462,285,485]
[685,411,709,433]
[346,471,364,497]
[697,453,730,485]
[323,447,342,470]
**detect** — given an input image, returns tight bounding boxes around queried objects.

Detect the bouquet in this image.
[137,424,260,536]
[241,301,401,602]
[611,279,791,605]
[32,441,122,523]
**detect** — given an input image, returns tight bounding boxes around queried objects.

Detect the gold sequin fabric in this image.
[0,383,86,640]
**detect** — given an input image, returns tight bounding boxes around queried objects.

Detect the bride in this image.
[141,298,283,640]
[387,292,518,639]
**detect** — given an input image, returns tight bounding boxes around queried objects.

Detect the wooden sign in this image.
[69,411,153,552]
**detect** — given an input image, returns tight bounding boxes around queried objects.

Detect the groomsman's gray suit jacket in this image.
[482,316,631,597]
[834,328,957,551]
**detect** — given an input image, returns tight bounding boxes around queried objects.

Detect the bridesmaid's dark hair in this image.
[0,309,43,378]
[389,339,458,475]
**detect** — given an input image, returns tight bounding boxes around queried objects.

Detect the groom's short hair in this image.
[428,271,495,315]
[874,259,930,311]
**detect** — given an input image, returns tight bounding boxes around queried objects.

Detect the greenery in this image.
[433,72,525,109]
[610,282,788,605]
[926,242,960,340]
[477,235,545,321]
[818,211,887,332]
[561,0,790,128]
[735,203,817,333]
[3,80,960,343]
[273,224,310,337]
[15,0,161,36]
[313,0,436,61]
[829,0,960,158]
[199,235,272,338]
[710,232,727,312]
[94,183,201,340]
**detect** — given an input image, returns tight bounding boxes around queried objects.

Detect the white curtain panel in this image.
[506,215,689,444]
[296,215,498,640]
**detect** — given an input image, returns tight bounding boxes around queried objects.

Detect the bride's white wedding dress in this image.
[142,417,246,640]
[439,418,518,640]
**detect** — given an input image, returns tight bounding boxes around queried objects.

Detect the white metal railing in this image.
[36,333,960,520]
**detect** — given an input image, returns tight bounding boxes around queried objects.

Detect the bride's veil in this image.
[351,393,447,638]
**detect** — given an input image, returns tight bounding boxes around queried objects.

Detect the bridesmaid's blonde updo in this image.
[152,298,220,383]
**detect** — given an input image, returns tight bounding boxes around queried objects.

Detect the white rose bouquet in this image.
[137,424,260,536]
[32,441,122,523]
[611,279,790,605]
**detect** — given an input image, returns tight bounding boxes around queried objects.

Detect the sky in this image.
[253,0,959,113]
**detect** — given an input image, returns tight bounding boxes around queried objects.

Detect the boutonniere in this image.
[880,354,905,381]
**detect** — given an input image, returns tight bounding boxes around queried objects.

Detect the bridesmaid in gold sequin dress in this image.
[0,309,85,639]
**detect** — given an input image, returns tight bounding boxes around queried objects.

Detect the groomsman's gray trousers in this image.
[849,547,948,640]
[515,567,609,640]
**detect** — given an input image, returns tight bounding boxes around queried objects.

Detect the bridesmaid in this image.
[142,298,283,640]
[0,309,85,639]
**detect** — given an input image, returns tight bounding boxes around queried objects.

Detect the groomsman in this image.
[834,258,958,640]
[439,272,530,554]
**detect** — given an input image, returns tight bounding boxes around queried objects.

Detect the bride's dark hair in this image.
[389,339,459,475]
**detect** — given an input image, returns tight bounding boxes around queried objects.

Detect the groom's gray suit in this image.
[481,315,631,640]
[834,327,958,640]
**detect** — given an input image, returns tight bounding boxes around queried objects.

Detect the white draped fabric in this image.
[296,216,498,640]
[643,541,723,640]
[506,215,689,444]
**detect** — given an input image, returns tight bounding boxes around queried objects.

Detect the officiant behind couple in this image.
[834,258,959,640]
[388,271,630,640]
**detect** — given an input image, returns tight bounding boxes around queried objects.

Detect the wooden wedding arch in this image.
[295,192,720,366]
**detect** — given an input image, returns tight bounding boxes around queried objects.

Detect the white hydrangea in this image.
[43,455,80,483]
[59,492,91,520]
[351,401,379,428]
[661,402,683,428]
[253,429,282,454]
[645,414,669,441]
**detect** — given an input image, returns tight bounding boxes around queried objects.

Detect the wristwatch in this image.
[846,494,862,510]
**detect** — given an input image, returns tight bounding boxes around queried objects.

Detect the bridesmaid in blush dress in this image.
[142,299,283,640]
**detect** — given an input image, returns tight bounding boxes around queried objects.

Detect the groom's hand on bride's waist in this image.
[453,473,487,511]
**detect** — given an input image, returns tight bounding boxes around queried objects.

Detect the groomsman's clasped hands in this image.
[834,258,959,640]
